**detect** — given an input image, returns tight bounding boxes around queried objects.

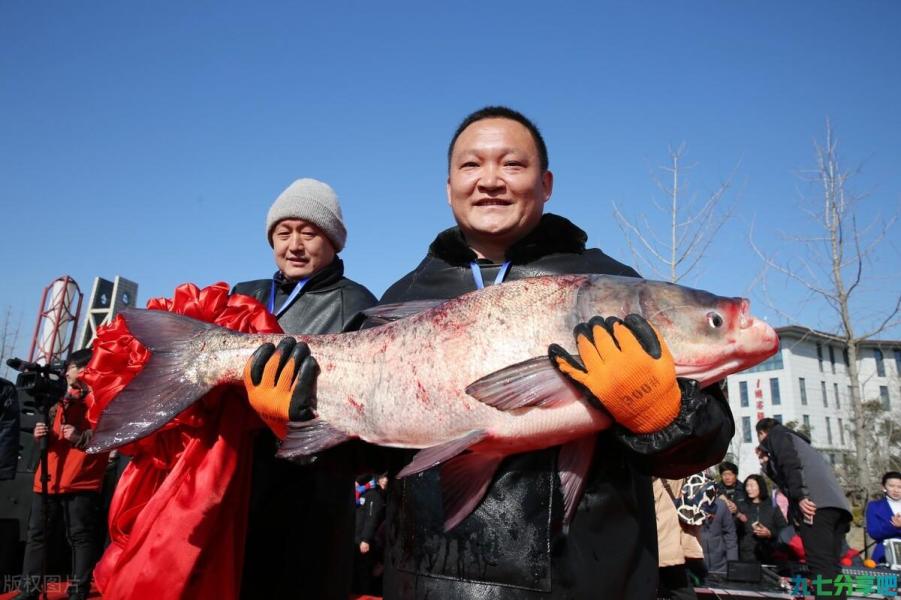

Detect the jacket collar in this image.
[274,258,344,293]
[427,213,588,267]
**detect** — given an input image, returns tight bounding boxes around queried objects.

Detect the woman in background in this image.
[865,471,901,565]
[736,474,787,564]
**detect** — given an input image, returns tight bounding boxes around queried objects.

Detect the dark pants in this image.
[240,434,355,600]
[20,492,100,597]
[658,564,699,600]
[798,507,850,600]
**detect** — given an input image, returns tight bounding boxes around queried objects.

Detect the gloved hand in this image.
[243,337,319,439]
[548,314,680,434]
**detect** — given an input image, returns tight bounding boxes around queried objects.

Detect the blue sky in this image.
[1,1,899,372]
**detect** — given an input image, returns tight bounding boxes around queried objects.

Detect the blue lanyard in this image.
[269,276,310,317]
[470,260,511,290]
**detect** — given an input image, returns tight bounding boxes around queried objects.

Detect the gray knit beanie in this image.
[266,178,347,251]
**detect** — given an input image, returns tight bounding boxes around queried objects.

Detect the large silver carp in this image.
[89,274,777,528]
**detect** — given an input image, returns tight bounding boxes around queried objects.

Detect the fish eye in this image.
[707,312,724,328]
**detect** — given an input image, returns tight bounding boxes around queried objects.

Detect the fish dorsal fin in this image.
[558,435,597,526]
[440,452,504,531]
[277,419,353,460]
[396,430,488,479]
[361,299,446,324]
[465,356,586,410]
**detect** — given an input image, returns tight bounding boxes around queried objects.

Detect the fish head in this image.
[577,276,779,388]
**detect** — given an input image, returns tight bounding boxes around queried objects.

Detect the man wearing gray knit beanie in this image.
[232,178,376,600]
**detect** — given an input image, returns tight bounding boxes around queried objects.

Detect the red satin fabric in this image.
[83,282,281,600]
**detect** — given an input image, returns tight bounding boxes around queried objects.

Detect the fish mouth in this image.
[676,358,746,389]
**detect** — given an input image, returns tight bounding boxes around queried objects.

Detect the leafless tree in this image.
[751,121,901,500]
[0,305,22,380]
[613,144,736,284]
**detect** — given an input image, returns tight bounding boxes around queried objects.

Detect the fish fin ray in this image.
[440,452,503,531]
[396,430,488,478]
[558,435,596,526]
[361,300,446,324]
[277,419,353,459]
[88,310,227,452]
[119,308,227,350]
[466,356,586,410]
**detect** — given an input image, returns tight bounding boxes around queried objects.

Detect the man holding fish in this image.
[233,178,377,599]
[241,107,757,599]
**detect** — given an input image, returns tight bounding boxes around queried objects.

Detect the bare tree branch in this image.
[615,144,736,284]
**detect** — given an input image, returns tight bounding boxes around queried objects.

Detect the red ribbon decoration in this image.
[82,282,281,600]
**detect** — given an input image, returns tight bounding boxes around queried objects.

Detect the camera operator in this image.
[12,349,109,600]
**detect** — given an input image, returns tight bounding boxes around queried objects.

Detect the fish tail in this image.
[87,308,235,452]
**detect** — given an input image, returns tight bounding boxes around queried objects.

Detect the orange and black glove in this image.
[548,314,680,434]
[243,337,319,439]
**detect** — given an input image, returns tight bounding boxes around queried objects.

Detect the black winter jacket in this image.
[759,424,851,525]
[0,378,19,480]
[233,258,377,600]
[356,485,387,547]
[735,499,787,562]
[378,214,734,600]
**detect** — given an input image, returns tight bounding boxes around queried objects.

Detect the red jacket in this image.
[33,386,109,494]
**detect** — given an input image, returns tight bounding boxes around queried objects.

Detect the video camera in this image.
[6,357,68,401]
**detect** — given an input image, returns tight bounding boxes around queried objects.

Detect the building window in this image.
[742,416,751,443]
[838,417,845,445]
[774,414,783,423]
[828,345,836,374]
[803,414,811,434]
[739,381,749,407]
[829,453,836,466]
[826,416,833,445]
[843,348,850,368]
[894,348,901,374]
[821,381,828,408]
[770,378,781,405]
[875,349,886,377]
[880,385,890,409]
[817,343,824,372]
[834,382,840,409]
[740,350,784,373]
[799,378,808,405]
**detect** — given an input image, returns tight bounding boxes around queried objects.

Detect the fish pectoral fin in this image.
[440,452,504,531]
[361,299,446,325]
[395,430,488,479]
[465,356,586,411]
[277,419,352,460]
[558,435,597,526]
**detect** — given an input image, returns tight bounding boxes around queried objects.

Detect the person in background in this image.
[716,461,746,517]
[655,477,703,600]
[354,473,388,595]
[735,474,787,564]
[865,471,901,565]
[700,495,739,574]
[0,378,18,481]
[756,418,851,600]
[235,178,377,600]
[13,349,108,600]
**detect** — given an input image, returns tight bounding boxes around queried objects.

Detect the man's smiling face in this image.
[447,117,553,252]
[271,219,336,281]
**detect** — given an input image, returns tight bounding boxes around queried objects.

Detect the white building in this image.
[725,326,901,477]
